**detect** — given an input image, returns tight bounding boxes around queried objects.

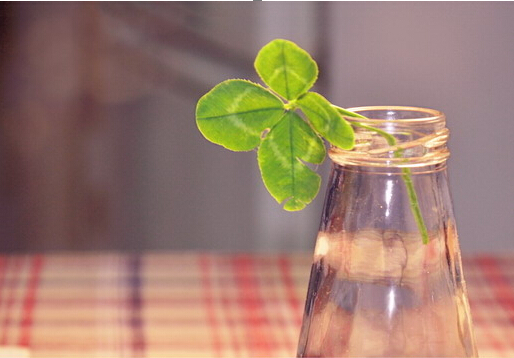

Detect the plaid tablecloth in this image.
[0,253,513,358]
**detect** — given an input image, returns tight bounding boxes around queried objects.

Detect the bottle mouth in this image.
[330,106,449,171]
[345,106,445,125]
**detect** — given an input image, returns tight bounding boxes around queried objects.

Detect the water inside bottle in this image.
[297,229,477,357]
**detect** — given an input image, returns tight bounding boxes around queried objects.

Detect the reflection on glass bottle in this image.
[297,107,477,357]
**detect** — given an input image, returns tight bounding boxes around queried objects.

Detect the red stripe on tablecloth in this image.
[1,257,23,345]
[233,255,274,356]
[218,263,241,356]
[472,255,513,352]
[476,256,514,322]
[278,255,303,327]
[199,255,222,357]
[468,301,506,353]
[18,255,44,346]
[265,258,293,352]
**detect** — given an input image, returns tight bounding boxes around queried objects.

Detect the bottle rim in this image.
[345,106,445,124]
[330,106,449,170]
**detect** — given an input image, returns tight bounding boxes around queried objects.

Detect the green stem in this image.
[399,166,430,244]
[334,106,430,244]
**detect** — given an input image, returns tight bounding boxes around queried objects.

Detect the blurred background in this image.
[0,2,513,253]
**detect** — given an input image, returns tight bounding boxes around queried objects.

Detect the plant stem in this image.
[399,165,430,245]
[334,106,430,244]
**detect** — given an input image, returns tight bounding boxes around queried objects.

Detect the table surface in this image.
[0,252,513,358]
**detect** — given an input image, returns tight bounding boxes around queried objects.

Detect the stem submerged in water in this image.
[334,106,430,244]
[400,166,430,244]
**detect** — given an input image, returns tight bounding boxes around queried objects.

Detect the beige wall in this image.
[327,2,514,253]
[1,3,512,253]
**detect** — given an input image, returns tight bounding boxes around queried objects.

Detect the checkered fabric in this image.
[0,253,513,357]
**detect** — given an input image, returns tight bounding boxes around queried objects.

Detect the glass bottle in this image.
[297,107,477,357]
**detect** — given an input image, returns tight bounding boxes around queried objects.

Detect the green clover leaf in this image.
[196,79,285,151]
[254,39,318,101]
[298,92,355,150]
[195,38,430,244]
[258,111,325,211]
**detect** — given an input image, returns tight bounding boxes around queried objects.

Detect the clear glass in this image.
[297,107,477,357]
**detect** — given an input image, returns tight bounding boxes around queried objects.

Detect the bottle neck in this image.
[330,106,450,172]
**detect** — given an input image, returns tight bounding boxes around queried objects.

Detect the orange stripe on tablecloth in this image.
[1,276,286,288]
[0,255,5,282]
[8,316,286,327]
[0,257,6,342]
[18,255,44,347]
[278,255,303,327]
[233,255,274,356]
[14,296,291,307]
[0,255,6,300]
[27,341,219,350]
[199,255,222,357]
[1,257,23,345]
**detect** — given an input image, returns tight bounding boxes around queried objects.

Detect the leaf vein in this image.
[280,41,290,99]
[197,107,283,121]
[289,115,296,200]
